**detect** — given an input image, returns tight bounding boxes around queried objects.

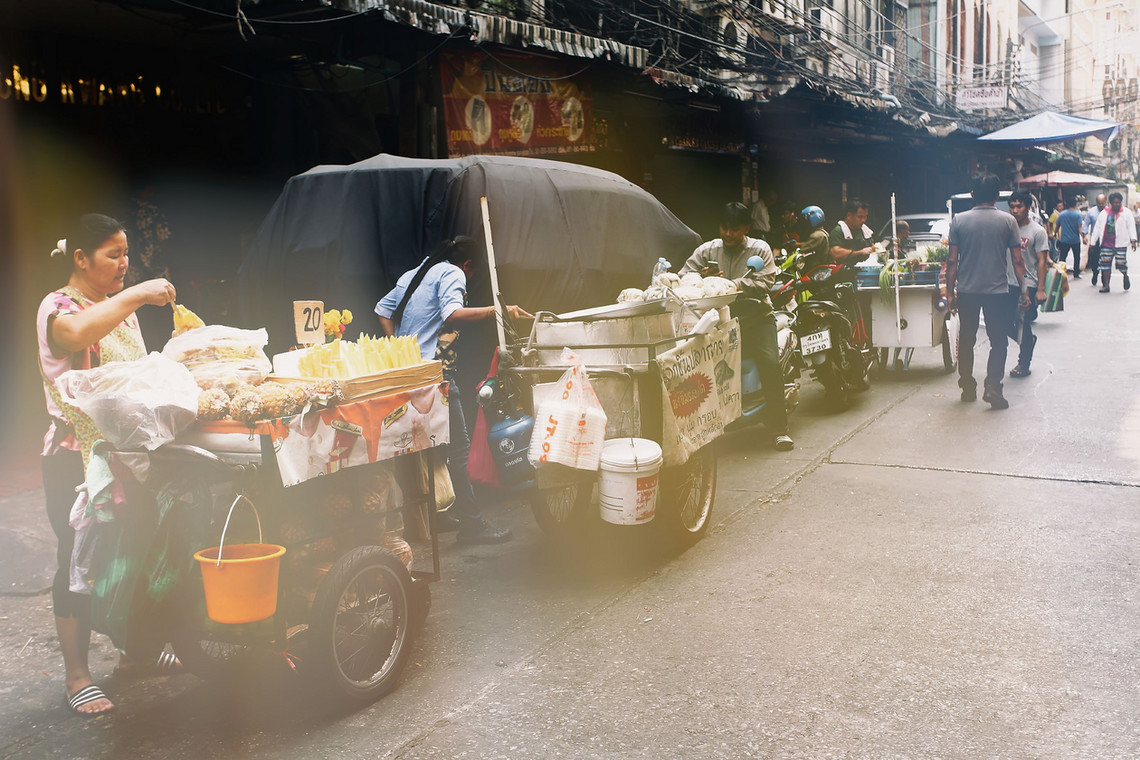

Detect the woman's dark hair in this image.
[391,235,479,328]
[50,213,126,280]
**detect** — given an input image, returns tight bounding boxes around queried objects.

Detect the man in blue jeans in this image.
[946,175,1026,410]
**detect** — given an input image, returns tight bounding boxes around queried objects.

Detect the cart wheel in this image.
[308,546,416,703]
[655,445,717,547]
[530,474,595,543]
[941,318,958,373]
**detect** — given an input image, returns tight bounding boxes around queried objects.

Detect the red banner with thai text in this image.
[440,50,593,156]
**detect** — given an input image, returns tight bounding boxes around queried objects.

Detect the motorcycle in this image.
[766,252,873,409]
[724,294,801,432]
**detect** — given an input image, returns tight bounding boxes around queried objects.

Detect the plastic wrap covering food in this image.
[617,288,646,304]
[161,325,272,394]
[56,353,199,451]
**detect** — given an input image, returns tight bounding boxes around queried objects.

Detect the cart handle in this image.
[214,493,263,567]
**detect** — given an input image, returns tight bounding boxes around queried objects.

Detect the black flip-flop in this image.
[1009,367,1031,378]
[65,684,115,717]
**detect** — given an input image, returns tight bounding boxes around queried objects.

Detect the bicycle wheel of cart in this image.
[308,546,415,703]
[530,475,594,542]
[655,445,717,546]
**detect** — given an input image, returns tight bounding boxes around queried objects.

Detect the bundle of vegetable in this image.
[295,335,422,379]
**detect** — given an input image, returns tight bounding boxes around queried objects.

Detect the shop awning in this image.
[331,0,647,68]
[1017,170,1117,188]
[977,111,1122,147]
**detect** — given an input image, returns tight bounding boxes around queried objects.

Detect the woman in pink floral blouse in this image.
[37,214,175,716]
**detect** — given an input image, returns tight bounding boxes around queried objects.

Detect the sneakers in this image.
[773,434,795,451]
[456,519,513,545]
[982,386,1009,410]
[1100,285,1110,293]
[960,386,977,402]
[1125,274,1131,291]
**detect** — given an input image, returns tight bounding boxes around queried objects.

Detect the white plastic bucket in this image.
[598,438,663,525]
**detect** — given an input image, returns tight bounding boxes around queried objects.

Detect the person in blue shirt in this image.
[1054,196,1085,278]
[376,236,531,544]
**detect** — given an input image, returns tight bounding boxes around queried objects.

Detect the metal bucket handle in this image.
[214,493,263,567]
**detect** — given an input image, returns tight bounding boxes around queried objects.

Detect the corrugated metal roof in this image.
[330,0,647,68]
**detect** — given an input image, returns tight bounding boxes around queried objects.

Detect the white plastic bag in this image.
[56,353,200,451]
[161,324,271,393]
[528,352,608,471]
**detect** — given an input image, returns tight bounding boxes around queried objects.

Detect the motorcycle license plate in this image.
[801,329,832,355]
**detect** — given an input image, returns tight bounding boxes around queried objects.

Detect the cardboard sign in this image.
[293,300,324,345]
[656,319,742,467]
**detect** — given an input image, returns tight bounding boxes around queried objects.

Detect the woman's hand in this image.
[127,278,176,307]
[504,304,533,321]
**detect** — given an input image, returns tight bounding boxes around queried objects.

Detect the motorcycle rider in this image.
[796,205,831,263]
[680,202,794,451]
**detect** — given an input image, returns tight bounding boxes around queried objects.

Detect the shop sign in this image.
[0,59,233,114]
[440,50,593,156]
[956,86,1007,111]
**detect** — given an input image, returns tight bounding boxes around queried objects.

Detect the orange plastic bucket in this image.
[193,495,286,624]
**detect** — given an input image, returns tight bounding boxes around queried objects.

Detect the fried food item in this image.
[197,388,231,421]
[172,303,205,335]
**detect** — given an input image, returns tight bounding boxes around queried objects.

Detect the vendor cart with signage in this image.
[496,295,739,547]
[857,267,959,373]
[75,366,448,705]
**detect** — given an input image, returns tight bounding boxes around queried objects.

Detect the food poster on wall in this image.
[440,49,594,156]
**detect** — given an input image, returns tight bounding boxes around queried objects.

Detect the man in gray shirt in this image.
[946,175,1026,409]
[1006,191,1050,379]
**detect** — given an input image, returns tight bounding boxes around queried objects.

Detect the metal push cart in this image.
[91,384,446,705]
[499,297,733,547]
[858,273,960,372]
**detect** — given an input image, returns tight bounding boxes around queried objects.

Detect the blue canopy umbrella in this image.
[977,111,1122,147]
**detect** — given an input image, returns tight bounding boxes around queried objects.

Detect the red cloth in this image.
[467,350,501,487]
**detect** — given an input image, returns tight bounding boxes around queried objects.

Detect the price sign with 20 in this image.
[294,300,324,345]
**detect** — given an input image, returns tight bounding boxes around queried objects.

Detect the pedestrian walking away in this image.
[1006,192,1051,379]
[1089,192,1137,293]
[945,175,1026,410]
[376,235,532,544]
[1054,196,1084,278]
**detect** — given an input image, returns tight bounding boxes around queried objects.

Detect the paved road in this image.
[2,277,1138,759]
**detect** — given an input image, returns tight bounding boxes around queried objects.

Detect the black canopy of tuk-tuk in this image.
[237,154,701,358]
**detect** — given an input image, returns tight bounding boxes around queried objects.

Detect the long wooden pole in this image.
[891,192,902,344]
[480,196,508,351]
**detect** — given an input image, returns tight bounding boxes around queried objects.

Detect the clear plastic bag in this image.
[56,353,200,451]
[161,324,272,393]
